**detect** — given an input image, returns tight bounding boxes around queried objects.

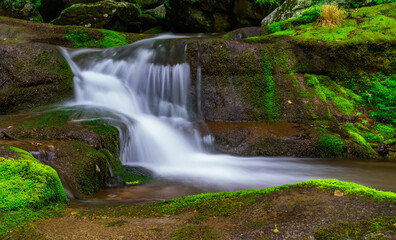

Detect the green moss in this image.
[318,134,347,158]
[384,138,396,145]
[0,153,68,211]
[348,130,378,158]
[362,133,384,143]
[296,179,396,200]
[170,225,223,240]
[65,27,139,49]
[361,73,396,124]
[240,50,282,122]
[70,141,113,196]
[291,3,396,45]
[4,146,37,162]
[304,74,361,116]
[311,216,396,240]
[72,179,396,220]
[20,108,82,128]
[266,7,321,34]
[377,124,395,139]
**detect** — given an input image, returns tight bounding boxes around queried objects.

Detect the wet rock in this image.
[51,0,140,32]
[0,43,73,114]
[376,142,388,156]
[0,0,43,22]
[140,0,164,10]
[153,4,166,18]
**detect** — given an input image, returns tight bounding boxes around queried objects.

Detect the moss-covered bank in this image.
[27,179,395,239]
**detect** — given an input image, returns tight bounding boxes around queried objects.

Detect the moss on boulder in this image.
[0,147,68,211]
[51,0,140,32]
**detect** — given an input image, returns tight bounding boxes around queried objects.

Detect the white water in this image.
[60,36,356,191]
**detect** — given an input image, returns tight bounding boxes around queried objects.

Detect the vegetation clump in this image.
[318,134,347,158]
[318,5,347,26]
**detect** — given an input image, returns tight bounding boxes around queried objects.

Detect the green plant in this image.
[362,74,396,124]
[273,224,279,233]
[377,124,395,139]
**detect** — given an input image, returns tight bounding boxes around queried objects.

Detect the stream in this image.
[61,35,396,205]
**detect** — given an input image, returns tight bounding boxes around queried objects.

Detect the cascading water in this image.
[60,35,316,190]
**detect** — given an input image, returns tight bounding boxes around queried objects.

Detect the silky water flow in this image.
[61,35,396,192]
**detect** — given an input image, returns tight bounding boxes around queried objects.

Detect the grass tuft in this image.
[319,5,347,26]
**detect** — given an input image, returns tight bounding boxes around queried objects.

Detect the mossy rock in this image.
[0,44,73,114]
[0,0,43,22]
[0,147,68,211]
[51,0,140,32]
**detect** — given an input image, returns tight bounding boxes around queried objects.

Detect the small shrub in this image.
[319,5,347,26]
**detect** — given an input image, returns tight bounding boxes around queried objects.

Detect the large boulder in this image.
[0,43,73,114]
[166,0,279,32]
[0,0,43,22]
[51,0,140,32]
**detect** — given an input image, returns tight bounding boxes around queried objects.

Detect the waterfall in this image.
[61,35,304,190]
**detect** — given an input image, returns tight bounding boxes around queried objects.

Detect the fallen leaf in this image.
[334,190,344,197]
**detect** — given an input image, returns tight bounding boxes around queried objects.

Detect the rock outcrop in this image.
[166,0,279,32]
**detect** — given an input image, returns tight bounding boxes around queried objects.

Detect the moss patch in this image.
[65,27,143,48]
[318,134,347,158]
[0,151,68,211]
[310,216,396,240]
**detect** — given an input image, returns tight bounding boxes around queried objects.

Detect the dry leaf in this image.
[334,190,344,197]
